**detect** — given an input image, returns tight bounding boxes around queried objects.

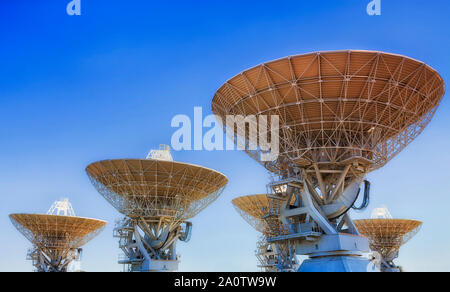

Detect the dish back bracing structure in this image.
[232,195,298,272]
[86,146,228,272]
[213,50,444,272]
[354,218,422,272]
[9,199,106,272]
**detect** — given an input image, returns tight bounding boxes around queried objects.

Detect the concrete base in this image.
[140,259,179,272]
[298,256,376,272]
[295,234,378,272]
[124,259,179,272]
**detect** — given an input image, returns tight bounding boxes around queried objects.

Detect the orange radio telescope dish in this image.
[9,200,106,272]
[212,50,445,174]
[86,146,228,272]
[232,194,272,234]
[354,218,422,272]
[86,158,228,225]
[232,194,299,272]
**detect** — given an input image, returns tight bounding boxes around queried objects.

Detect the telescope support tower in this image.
[27,247,81,272]
[114,217,192,272]
[266,167,374,272]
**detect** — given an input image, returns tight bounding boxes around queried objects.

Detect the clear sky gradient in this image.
[0,0,449,272]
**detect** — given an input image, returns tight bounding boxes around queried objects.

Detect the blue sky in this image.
[0,0,449,272]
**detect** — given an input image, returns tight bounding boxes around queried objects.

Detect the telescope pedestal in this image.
[266,170,377,272]
[378,251,401,272]
[27,247,80,272]
[296,234,374,272]
[127,259,179,272]
[299,256,373,272]
[115,218,185,272]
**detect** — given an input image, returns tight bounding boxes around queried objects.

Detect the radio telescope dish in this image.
[232,195,273,234]
[354,218,422,272]
[86,159,228,224]
[214,50,444,272]
[232,194,298,272]
[86,147,228,272]
[212,50,445,174]
[9,199,106,272]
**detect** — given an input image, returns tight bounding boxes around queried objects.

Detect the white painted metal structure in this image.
[371,206,392,219]
[113,217,190,272]
[255,237,298,272]
[47,198,76,216]
[146,144,173,161]
[265,175,372,272]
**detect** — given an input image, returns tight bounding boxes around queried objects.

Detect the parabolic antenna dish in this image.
[9,214,106,250]
[212,50,445,173]
[233,195,298,272]
[232,195,272,233]
[232,194,286,237]
[87,152,228,272]
[86,159,228,222]
[354,219,422,258]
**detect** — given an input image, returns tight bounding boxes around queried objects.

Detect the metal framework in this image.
[254,236,297,272]
[255,236,278,272]
[232,195,298,272]
[213,50,444,272]
[9,200,106,272]
[86,147,228,272]
[354,217,422,272]
[212,50,445,174]
[47,198,76,216]
[232,194,273,234]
